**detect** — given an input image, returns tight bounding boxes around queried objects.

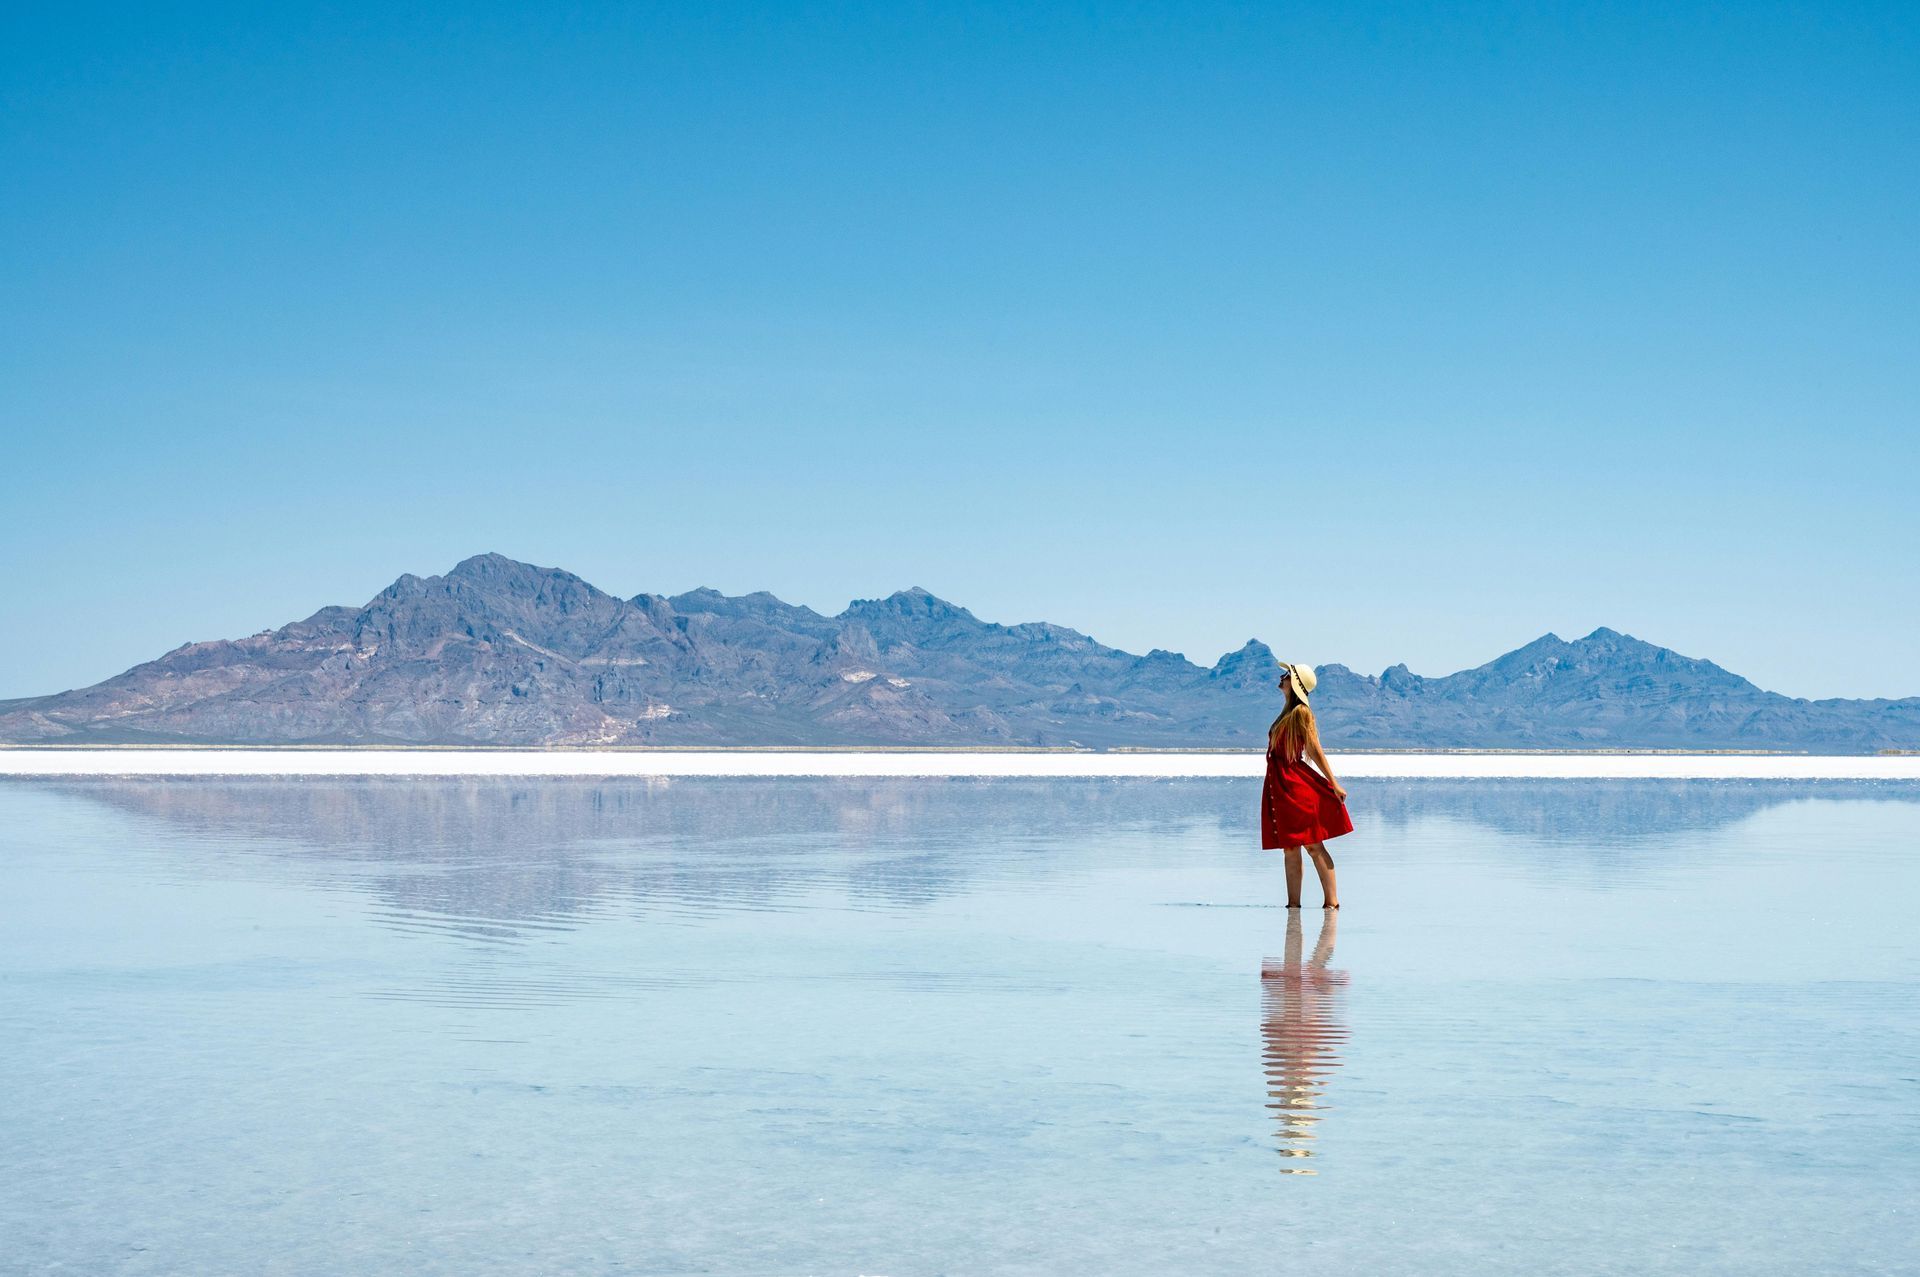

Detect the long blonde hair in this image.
[1269,692,1315,760]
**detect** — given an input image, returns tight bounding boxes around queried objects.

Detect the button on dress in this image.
[1262,745,1354,849]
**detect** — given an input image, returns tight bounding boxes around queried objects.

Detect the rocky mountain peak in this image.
[853,587,973,618]
[448,551,523,577]
[1214,638,1276,666]
[1209,639,1284,690]
[443,553,603,599]
[838,588,983,643]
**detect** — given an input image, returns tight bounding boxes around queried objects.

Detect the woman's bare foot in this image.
[1287,902,1302,909]
[1324,902,1340,909]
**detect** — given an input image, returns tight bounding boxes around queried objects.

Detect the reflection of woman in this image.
[1260,908,1349,1172]
[1262,662,1353,909]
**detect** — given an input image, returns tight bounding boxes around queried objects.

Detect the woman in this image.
[1262,662,1353,908]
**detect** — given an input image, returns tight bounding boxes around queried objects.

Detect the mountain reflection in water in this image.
[1261,909,1348,1173]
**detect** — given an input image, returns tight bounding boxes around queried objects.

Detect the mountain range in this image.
[2,553,1914,752]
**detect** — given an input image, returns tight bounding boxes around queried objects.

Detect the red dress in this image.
[1262,745,1354,849]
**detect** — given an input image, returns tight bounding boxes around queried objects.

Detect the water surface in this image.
[3,778,1916,1275]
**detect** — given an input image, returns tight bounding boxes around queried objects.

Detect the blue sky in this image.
[3,1,1916,701]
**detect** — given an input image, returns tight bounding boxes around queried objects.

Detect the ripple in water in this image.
[1260,909,1348,1173]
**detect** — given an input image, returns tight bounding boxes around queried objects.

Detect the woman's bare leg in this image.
[1283,847,1304,908]
[1306,842,1339,908]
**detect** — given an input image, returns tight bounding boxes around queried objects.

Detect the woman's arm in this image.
[1304,720,1348,801]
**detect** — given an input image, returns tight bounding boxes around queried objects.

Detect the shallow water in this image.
[3,778,1916,1275]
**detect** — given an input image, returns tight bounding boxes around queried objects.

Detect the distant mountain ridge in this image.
[2,553,1914,752]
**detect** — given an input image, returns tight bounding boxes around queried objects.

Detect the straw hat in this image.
[1278,662,1316,702]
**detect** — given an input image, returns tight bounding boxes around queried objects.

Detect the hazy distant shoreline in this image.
[2,748,1916,780]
